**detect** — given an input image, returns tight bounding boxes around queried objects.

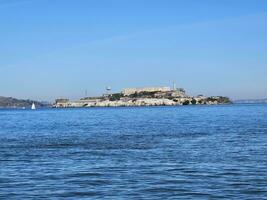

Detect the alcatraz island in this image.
[54,85,231,108]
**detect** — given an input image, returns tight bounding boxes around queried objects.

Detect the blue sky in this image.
[0,0,267,101]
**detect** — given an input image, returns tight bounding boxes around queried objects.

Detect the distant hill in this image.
[234,99,267,104]
[0,96,50,108]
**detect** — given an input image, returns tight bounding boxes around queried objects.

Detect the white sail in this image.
[31,103,36,110]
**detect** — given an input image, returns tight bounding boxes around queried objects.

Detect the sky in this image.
[0,0,267,101]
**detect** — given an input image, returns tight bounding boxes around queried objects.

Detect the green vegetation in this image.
[191,99,197,105]
[217,96,232,104]
[109,93,123,101]
[0,96,48,108]
[198,100,203,104]
[128,91,158,98]
[207,96,232,104]
[206,97,217,102]
[182,100,190,105]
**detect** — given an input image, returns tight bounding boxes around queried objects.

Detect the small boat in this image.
[31,103,36,110]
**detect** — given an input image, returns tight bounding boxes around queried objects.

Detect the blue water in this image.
[0,104,267,199]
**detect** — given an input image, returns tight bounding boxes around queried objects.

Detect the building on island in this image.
[122,86,186,98]
[55,99,69,107]
[122,87,171,96]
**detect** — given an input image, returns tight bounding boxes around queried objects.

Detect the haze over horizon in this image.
[0,0,267,101]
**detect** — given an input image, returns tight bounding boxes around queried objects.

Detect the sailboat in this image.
[31,102,36,110]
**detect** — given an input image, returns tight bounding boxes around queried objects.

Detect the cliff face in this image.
[54,89,232,108]
[0,96,48,108]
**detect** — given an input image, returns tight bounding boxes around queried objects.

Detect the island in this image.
[54,86,231,108]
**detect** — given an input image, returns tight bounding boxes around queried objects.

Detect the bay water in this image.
[0,104,267,199]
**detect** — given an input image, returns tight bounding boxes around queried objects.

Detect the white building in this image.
[122,87,171,96]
